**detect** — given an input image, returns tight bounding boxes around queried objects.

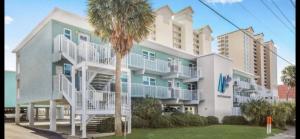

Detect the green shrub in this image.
[282,102,295,125]
[222,116,248,125]
[150,115,174,128]
[132,98,162,121]
[132,115,149,128]
[272,103,291,129]
[240,98,272,125]
[206,116,219,125]
[170,114,187,127]
[96,117,114,133]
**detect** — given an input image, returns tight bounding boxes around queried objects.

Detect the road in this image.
[266,126,295,139]
[5,123,64,139]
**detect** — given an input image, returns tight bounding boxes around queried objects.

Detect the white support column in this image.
[181,105,185,113]
[15,104,20,124]
[49,100,57,131]
[35,107,39,120]
[57,107,64,119]
[127,71,132,134]
[45,107,49,120]
[81,66,87,138]
[71,66,76,136]
[28,103,34,126]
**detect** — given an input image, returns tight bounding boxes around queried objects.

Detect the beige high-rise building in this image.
[263,40,277,91]
[217,27,254,74]
[147,5,213,55]
[217,27,277,91]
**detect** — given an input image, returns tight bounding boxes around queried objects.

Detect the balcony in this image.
[128,53,170,75]
[53,34,127,70]
[131,83,198,101]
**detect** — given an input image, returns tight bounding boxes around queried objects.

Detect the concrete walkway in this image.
[5,123,64,139]
[266,126,295,139]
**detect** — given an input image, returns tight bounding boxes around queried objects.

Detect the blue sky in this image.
[5,0,295,84]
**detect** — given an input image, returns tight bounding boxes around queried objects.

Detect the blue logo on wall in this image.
[218,74,232,93]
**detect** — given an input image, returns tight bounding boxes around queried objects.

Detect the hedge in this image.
[222,116,248,125]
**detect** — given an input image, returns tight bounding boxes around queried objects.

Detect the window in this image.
[168,81,172,88]
[64,28,72,40]
[143,76,156,86]
[188,84,196,90]
[143,76,149,85]
[150,53,155,61]
[176,82,180,88]
[78,33,90,44]
[142,50,155,61]
[63,63,72,76]
[143,51,149,59]
[150,78,156,86]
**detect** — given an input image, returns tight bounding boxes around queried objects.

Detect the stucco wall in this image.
[18,21,53,104]
[197,54,233,122]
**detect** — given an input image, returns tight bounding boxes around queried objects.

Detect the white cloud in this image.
[205,0,242,4]
[5,16,13,25]
[5,45,16,71]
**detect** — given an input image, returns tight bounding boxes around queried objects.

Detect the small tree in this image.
[281,65,295,101]
[88,0,154,136]
[240,98,272,125]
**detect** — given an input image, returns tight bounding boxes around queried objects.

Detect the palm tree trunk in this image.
[115,53,122,136]
[286,86,290,101]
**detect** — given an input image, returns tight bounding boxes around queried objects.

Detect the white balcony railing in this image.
[54,34,127,67]
[54,35,77,63]
[75,90,130,115]
[131,83,170,99]
[54,74,72,103]
[131,83,198,101]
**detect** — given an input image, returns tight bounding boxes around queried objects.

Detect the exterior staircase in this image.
[90,74,114,91]
[87,116,110,132]
[53,34,131,137]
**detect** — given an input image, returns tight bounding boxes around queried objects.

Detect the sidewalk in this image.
[266,126,295,139]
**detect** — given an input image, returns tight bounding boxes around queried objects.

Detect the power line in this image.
[270,0,295,28]
[238,2,294,43]
[237,3,280,37]
[260,0,295,34]
[289,0,295,8]
[196,0,294,65]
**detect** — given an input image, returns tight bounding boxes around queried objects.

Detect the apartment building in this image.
[12,6,275,138]
[12,6,216,138]
[217,27,278,96]
[149,6,213,55]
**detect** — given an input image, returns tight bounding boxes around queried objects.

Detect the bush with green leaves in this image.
[132,115,149,128]
[271,102,291,129]
[96,117,114,133]
[131,98,209,128]
[206,116,219,125]
[132,98,162,121]
[222,116,248,125]
[150,115,174,128]
[240,98,272,125]
[282,102,295,125]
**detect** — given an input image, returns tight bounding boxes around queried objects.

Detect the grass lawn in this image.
[98,125,282,139]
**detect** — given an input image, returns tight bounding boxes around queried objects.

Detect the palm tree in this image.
[87,0,154,136]
[281,65,295,101]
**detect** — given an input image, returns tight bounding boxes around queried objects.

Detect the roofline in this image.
[233,68,255,77]
[154,5,173,14]
[216,27,253,38]
[12,7,92,53]
[195,25,213,33]
[197,52,233,62]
